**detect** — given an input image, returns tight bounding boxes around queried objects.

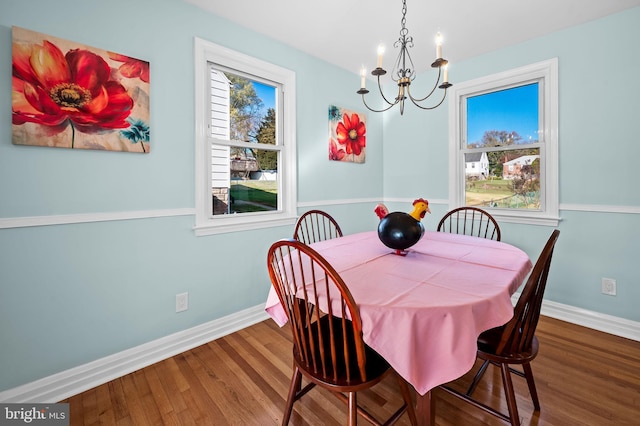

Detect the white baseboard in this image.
[0,304,269,403]
[540,299,640,341]
[2,300,637,404]
[510,294,640,342]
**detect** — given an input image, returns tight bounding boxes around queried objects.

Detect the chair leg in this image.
[466,359,490,396]
[348,392,357,426]
[282,366,302,426]
[522,362,540,411]
[397,375,418,426]
[500,363,520,426]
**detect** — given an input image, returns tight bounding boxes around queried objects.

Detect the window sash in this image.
[448,59,559,226]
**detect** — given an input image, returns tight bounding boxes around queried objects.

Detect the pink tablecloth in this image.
[265,231,532,395]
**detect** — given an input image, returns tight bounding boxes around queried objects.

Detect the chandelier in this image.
[357,0,452,115]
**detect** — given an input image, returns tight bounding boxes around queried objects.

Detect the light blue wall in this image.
[1,0,638,393]
[383,9,640,322]
[0,0,383,391]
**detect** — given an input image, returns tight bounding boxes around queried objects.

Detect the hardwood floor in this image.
[63,316,640,425]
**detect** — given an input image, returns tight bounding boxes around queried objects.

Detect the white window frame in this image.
[194,38,297,236]
[448,58,559,226]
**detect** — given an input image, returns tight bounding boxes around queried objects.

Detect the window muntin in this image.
[194,38,296,235]
[448,59,558,226]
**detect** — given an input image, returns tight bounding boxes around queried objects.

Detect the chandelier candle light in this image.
[357,0,452,115]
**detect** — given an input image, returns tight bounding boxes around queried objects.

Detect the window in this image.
[448,58,559,226]
[194,38,297,235]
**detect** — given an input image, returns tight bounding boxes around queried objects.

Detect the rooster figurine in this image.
[374,198,430,255]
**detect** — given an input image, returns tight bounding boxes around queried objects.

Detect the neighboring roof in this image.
[504,155,540,166]
[465,152,485,162]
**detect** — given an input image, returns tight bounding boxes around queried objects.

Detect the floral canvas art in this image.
[328,105,366,163]
[12,27,150,153]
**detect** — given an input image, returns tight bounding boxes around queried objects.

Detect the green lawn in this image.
[230,180,277,213]
[466,178,539,208]
[467,179,512,193]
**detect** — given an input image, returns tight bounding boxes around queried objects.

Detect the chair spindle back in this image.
[267,239,367,383]
[496,230,560,356]
[437,207,501,241]
[293,210,343,245]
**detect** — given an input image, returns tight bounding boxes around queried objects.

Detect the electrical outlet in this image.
[601,278,616,296]
[176,292,189,312]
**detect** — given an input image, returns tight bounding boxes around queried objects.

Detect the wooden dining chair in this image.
[440,229,560,426]
[267,239,417,426]
[437,206,501,241]
[293,209,343,244]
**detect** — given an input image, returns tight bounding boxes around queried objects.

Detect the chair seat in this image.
[294,315,391,390]
[477,326,539,364]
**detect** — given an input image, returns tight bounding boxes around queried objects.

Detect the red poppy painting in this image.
[328,105,366,163]
[11,27,150,153]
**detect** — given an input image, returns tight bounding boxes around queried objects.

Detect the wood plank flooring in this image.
[63,316,640,425]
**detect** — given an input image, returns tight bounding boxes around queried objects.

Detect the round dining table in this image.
[265,230,533,425]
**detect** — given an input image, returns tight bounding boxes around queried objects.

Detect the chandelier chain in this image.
[400,0,408,38]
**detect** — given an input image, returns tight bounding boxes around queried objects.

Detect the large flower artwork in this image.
[11,27,150,153]
[328,105,366,163]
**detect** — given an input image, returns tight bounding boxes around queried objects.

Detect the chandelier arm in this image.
[360,93,399,113]
[406,67,441,103]
[407,88,449,111]
[376,75,400,106]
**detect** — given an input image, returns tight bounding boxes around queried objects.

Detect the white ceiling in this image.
[185,0,640,75]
